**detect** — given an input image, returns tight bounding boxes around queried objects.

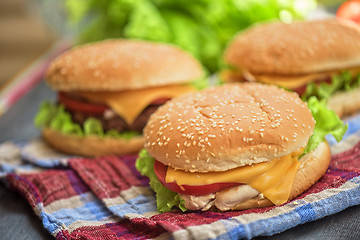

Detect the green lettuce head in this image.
[64,0,317,73]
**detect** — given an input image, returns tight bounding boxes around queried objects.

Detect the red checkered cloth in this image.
[3,130,360,239]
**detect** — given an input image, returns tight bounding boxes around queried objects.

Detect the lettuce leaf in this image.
[34,101,140,140]
[303,97,348,155]
[302,71,360,102]
[135,149,187,212]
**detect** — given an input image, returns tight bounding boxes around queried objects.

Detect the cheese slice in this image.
[238,67,360,90]
[78,85,195,124]
[165,148,304,205]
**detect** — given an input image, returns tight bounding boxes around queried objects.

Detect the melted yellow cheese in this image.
[78,85,195,124]
[254,73,323,89]
[230,67,360,90]
[165,148,304,205]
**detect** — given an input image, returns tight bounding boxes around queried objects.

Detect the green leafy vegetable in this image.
[302,71,360,101]
[191,76,209,90]
[64,0,317,72]
[303,97,348,155]
[34,101,140,140]
[135,149,186,212]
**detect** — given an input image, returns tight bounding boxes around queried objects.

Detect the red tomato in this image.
[150,98,170,105]
[59,92,168,115]
[154,160,241,195]
[58,92,108,114]
[336,0,360,23]
[293,85,307,96]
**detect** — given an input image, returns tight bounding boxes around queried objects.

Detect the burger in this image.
[223,18,360,117]
[136,83,346,212]
[35,39,204,156]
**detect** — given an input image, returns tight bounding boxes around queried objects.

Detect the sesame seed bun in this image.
[46,39,204,92]
[42,127,144,157]
[224,18,360,75]
[144,83,315,172]
[231,141,331,210]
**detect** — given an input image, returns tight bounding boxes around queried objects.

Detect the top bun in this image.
[225,18,360,75]
[46,39,204,91]
[144,83,315,172]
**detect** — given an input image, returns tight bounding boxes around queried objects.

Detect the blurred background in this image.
[0,0,345,114]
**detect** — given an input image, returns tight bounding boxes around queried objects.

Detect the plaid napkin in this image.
[1,113,360,239]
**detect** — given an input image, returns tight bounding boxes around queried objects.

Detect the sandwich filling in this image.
[164,147,304,210]
[77,84,195,124]
[35,84,195,138]
[224,68,360,101]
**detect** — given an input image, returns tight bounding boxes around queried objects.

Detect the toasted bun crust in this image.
[225,18,360,75]
[144,83,315,172]
[231,141,331,210]
[42,127,144,157]
[46,39,204,91]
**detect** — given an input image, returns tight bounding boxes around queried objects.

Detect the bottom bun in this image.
[42,127,144,157]
[231,141,331,210]
[328,86,360,118]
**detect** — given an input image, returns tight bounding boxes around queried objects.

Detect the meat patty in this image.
[67,104,160,133]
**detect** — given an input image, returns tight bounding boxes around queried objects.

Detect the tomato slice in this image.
[150,97,170,105]
[58,92,108,114]
[59,92,169,115]
[294,77,332,97]
[336,0,360,23]
[154,160,241,196]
